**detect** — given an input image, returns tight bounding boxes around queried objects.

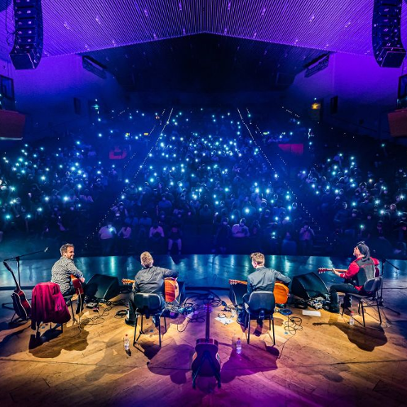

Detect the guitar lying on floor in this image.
[122,277,179,303]
[229,279,290,305]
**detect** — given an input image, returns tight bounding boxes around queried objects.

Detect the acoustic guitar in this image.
[229,279,290,305]
[191,303,221,388]
[122,277,180,303]
[318,266,379,278]
[3,261,31,320]
[71,274,84,295]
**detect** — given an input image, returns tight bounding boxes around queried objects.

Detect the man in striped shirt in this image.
[51,244,85,312]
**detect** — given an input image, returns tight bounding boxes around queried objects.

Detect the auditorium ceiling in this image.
[0,0,406,91]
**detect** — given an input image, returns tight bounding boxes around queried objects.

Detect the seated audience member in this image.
[232,218,250,238]
[167,224,183,254]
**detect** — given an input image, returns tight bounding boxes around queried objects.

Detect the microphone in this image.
[44,247,49,253]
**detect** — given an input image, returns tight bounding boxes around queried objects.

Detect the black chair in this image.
[132,293,167,347]
[244,291,276,345]
[341,277,383,327]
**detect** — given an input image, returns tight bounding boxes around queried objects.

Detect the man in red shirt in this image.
[327,241,379,313]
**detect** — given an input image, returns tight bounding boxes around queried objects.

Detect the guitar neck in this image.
[229,279,247,285]
[3,262,20,291]
[318,268,348,274]
[205,304,210,341]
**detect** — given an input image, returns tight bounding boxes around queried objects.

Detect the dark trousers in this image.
[62,285,85,314]
[329,283,361,310]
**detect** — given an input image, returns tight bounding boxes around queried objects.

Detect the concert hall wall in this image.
[1,54,125,139]
[287,52,404,141]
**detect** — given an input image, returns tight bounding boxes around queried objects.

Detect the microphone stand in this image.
[2,247,48,311]
[378,259,401,316]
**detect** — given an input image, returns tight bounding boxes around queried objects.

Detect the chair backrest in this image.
[247,291,275,313]
[133,293,163,314]
[363,277,382,296]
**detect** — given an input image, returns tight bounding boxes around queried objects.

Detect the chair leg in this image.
[376,299,382,325]
[158,317,162,347]
[133,314,139,345]
[361,301,366,327]
[271,317,275,346]
[247,312,251,344]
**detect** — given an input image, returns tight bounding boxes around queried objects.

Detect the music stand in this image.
[378,259,401,316]
[2,247,48,311]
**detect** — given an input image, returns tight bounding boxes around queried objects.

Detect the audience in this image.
[1,107,407,260]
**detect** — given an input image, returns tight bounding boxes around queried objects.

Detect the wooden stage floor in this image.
[1,254,407,407]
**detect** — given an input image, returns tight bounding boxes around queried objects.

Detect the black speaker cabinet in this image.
[291,272,328,300]
[9,0,43,70]
[86,274,120,301]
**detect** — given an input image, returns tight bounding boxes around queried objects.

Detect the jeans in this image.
[329,283,360,310]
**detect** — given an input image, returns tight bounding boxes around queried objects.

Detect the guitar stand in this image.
[8,312,29,325]
[192,350,221,389]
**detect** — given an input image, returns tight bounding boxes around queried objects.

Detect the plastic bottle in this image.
[236,337,242,355]
[124,334,130,352]
[349,312,355,326]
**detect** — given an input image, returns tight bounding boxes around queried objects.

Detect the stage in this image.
[1,254,407,407]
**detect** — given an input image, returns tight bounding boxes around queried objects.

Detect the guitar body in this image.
[191,304,221,388]
[191,339,221,376]
[274,282,290,305]
[122,277,179,303]
[71,275,84,295]
[3,261,31,320]
[11,290,30,320]
[163,278,179,302]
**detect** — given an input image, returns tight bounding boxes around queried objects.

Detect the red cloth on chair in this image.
[31,282,71,330]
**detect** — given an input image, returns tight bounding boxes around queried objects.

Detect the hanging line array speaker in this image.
[372,0,406,68]
[9,0,43,70]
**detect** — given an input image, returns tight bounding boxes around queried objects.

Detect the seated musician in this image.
[128,251,178,326]
[325,241,379,313]
[51,243,85,314]
[237,252,291,325]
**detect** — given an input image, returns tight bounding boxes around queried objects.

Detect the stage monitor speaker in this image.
[9,0,43,70]
[86,274,120,301]
[372,0,406,68]
[291,272,328,301]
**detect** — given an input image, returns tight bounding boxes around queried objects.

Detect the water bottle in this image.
[236,338,242,355]
[124,334,130,352]
[349,312,355,326]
